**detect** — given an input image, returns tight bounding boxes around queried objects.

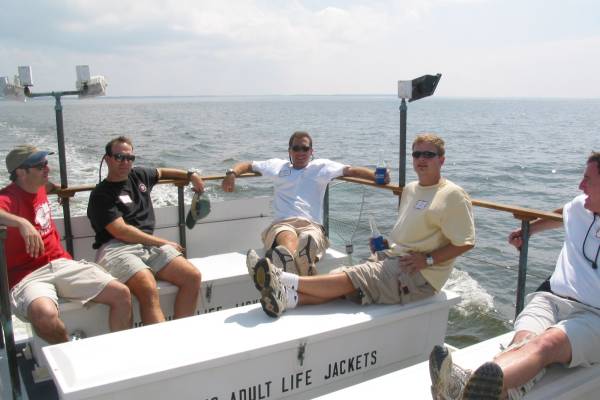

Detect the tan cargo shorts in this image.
[261,218,329,258]
[332,256,436,305]
[9,258,115,321]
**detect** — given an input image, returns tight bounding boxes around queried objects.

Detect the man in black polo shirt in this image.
[88,136,204,325]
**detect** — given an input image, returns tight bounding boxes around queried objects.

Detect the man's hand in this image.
[18,219,44,258]
[190,174,205,193]
[508,229,525,250]
[163,240,184,253]
[221,174,236,192]
[398,252,427,274]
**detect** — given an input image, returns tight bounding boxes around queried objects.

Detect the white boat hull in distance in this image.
[43,291,459,400]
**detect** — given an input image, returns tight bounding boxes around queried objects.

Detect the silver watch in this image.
[225,168,237,177]
[426,254,434,267]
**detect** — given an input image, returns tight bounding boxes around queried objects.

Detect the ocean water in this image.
[1,95,599,347]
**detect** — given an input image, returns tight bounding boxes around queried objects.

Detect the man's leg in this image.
[90,280,133,331]
[494,328,571,398]
[27,297,68,344]
[275,230,299,254]
[296,273,357,303]
[126,269,165,324]
[156,256,202,319]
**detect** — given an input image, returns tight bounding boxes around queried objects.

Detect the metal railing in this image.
[0,174,562,399]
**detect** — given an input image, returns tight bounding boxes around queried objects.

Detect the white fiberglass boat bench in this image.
[31,197,348,365]
[316,332,600,400]
[43,291,459,400]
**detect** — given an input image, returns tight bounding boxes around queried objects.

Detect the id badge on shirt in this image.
[119,194,133,204]
[415,200,429,210]
[278,168,291,177]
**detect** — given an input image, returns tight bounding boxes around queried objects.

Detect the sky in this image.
[1,0,600,97]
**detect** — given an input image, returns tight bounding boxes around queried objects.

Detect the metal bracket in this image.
[297,342,307,366]
[204,283,213,303]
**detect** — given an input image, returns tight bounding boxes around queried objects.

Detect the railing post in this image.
[515,219,531,318]
[323,185,330,238]
[0,226,23,399]
[177,185,187,257]
[399,99,407,206]
[54,94,74,255]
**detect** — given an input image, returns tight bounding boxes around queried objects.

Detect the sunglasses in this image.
[25,160,48,171]
[290,145,311,152]
[112,153,136,162]
[412,151,438,159]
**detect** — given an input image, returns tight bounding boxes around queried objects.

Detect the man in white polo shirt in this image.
[430,151,600,400]
[222,130,387,276]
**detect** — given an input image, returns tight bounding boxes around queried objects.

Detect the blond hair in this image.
[412,133,445,157]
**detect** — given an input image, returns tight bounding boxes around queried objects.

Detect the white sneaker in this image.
[253,257,288,318]
[246,249,260,280]
[267,245,297,274]
[297,233,318,276]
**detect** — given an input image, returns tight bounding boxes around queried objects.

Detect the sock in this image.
[286,287,299,308]
[280,271,299,291]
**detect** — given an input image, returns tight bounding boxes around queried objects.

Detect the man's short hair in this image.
[588,151,600,173]
[105,136,133,156]
[9,171,17,182]
[288,131,313,149]
[412,133,445,157]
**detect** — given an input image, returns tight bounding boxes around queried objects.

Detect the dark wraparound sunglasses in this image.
[290,145,311,152]
[412,151,438,159]
[112,153,136,162]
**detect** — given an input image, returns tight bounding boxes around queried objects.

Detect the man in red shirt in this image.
[0,145,132,344]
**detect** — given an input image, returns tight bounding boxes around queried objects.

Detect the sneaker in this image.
[297,233,318,276]
[267,245,297,274]
[461,362,503,400]
[429,345,470,400]
[253,257,288,318]
[246,249,260,280]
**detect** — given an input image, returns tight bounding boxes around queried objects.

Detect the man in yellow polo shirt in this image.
[247,133,475,318]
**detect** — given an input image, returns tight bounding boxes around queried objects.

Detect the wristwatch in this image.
[225,168,237,177]
[426,254,434,267]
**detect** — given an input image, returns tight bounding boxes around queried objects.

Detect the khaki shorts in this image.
[515,291,600,368]
[332,256,436,305]
[262,218,329,259]
[96,240,181,283]
[9,258,115,321]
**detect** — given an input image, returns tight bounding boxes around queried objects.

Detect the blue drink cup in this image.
[375,167,386,185]
[371,235,385,252]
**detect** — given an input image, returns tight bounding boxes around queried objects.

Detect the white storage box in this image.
[43,292,459,400]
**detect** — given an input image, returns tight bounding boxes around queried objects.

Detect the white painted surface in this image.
[43,292,459,400]
[318,332,600,400]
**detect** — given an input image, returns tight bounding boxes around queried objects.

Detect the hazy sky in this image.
[1,0,599,97]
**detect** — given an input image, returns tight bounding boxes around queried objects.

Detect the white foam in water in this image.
[445,268,495,316]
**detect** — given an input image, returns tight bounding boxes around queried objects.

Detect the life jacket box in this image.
[316,332,600,400]
[31,249,350,368]
[43,292,459,400]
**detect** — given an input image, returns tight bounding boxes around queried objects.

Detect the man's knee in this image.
[27,298,63,337]
[529,328,572,365]
[126,271,160,302]
[98,281,132,309]
[182,263,202,290]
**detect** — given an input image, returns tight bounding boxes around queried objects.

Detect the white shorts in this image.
[515,291,600,367]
